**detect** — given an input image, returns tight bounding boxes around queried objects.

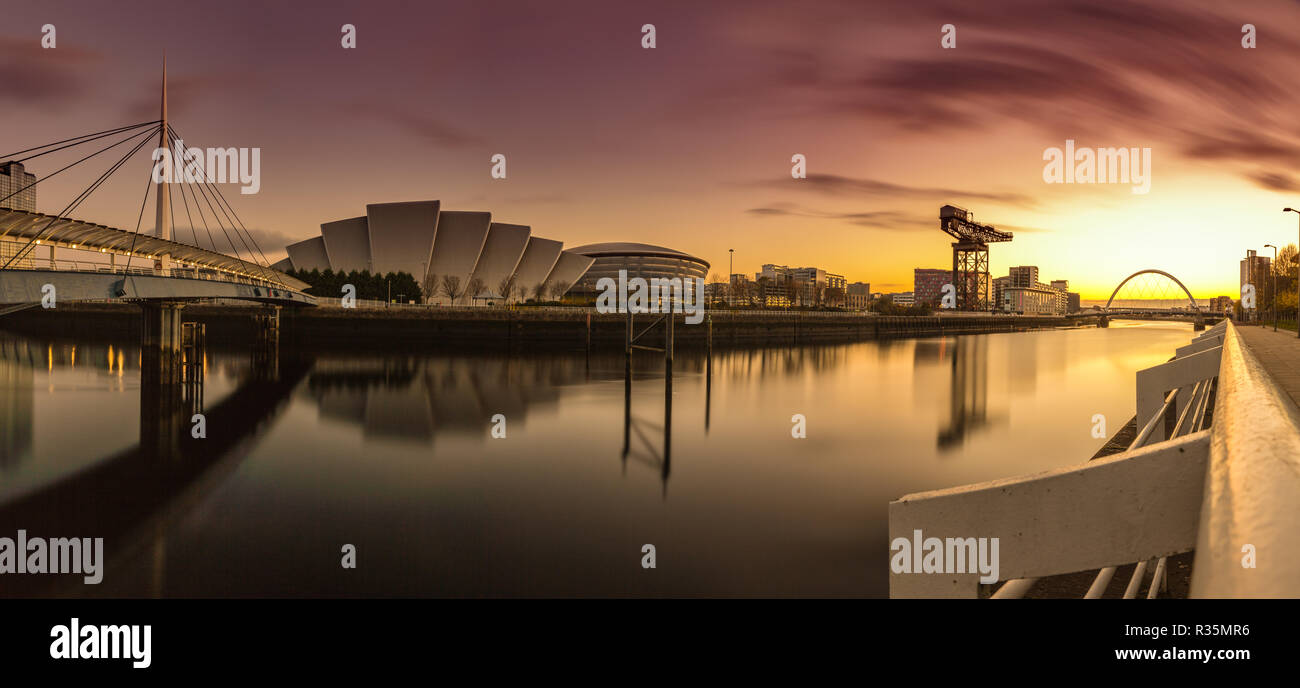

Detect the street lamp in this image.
[1285,208,1300,338]
[728,248,734,308]
[1265,244,1278,331]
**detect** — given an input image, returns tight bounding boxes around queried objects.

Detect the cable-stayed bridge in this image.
[0,63,313,381]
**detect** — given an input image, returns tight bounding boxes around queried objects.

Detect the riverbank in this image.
[0,302,1094,350]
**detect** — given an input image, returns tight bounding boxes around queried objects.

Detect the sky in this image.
[3,0,1300,299]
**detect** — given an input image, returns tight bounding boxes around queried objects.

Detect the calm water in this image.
[0,321,1198,597]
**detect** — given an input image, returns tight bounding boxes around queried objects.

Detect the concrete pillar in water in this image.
[252,307,281,380]
[139,301,187,458]
[140,301,186,385]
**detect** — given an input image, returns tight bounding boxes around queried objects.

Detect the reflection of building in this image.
[276,201,594,304]
[914,268,952,306]
[0,355,34,468]
[938,336,990,450]
[569,243,710,302]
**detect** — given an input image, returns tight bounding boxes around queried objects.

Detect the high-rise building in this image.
[1067,292,1081,314]
[0,161,37,269]
[914,268,952,306]
[0,161,36,212]
[991,276,1010,312]
[1009,265,1039,288]
[1240,250,1271,320]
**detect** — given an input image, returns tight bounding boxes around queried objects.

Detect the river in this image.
[0,320,1198,597]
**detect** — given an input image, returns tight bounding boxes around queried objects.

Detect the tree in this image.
[532,281,548,302]
[497,275,516,303]
[467,277,487,305]
[440,275,463,304]
[548,280,570,301]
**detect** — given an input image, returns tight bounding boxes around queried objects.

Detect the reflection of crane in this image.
[940,205,1013,311]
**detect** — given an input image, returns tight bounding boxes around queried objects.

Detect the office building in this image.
[913,268,952,306]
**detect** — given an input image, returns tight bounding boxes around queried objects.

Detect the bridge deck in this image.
[1234,324,1300,411]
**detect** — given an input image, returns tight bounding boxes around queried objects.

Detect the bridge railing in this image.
[3,259,296,290]
[888,321,1231,598]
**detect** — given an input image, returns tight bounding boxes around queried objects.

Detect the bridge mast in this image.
[153,56,171,275]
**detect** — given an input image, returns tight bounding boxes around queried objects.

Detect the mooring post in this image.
[664,306,673,475]
[623,306,632,461]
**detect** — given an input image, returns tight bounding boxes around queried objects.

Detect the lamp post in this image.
[1265,244,1278,331]
[1285,208,1300,337]
[728,248,734,308]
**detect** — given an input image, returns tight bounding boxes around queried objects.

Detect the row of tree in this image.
[286,267,574,304]
[287,268,423,302]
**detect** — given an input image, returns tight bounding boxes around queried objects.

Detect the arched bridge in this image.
[1097,269,1223,329]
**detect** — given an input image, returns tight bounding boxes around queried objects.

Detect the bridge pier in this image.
[140,301,186,385]
[251,307,280,380]
[1098,315,1109,328]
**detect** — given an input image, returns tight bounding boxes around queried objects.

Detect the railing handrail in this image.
[1191,320,1300,597]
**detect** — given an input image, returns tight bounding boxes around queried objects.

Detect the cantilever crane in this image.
[939,205,1013,311]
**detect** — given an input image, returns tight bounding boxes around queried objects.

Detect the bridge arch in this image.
[1104,269,1198,311]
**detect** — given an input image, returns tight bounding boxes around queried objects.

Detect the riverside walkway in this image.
[889,319,1300,598]
[1235,325,1300,410]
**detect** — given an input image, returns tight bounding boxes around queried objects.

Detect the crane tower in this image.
[939,205,1013,311]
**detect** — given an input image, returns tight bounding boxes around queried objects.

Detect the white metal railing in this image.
[3,259,296,290]
[888,320,1228,598]
[1190,321,1300,597]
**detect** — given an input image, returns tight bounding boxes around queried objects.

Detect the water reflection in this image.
[0,323,1199,597]
[0,332,306,597]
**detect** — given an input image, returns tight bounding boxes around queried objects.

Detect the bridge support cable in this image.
[165,124,276,283]
[176,172,220,258]
[0,120,160,165]
[162,127,257,271]
[0,122,162,211]
[1,124,163,271]
[166,124,277,280]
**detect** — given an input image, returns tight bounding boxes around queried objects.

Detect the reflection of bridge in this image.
[0,333,307,596]
[0,63,314,383]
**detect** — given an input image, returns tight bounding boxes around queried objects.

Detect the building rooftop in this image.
[569,242,709,267]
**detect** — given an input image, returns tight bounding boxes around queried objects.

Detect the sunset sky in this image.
[4,0,1300,299]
